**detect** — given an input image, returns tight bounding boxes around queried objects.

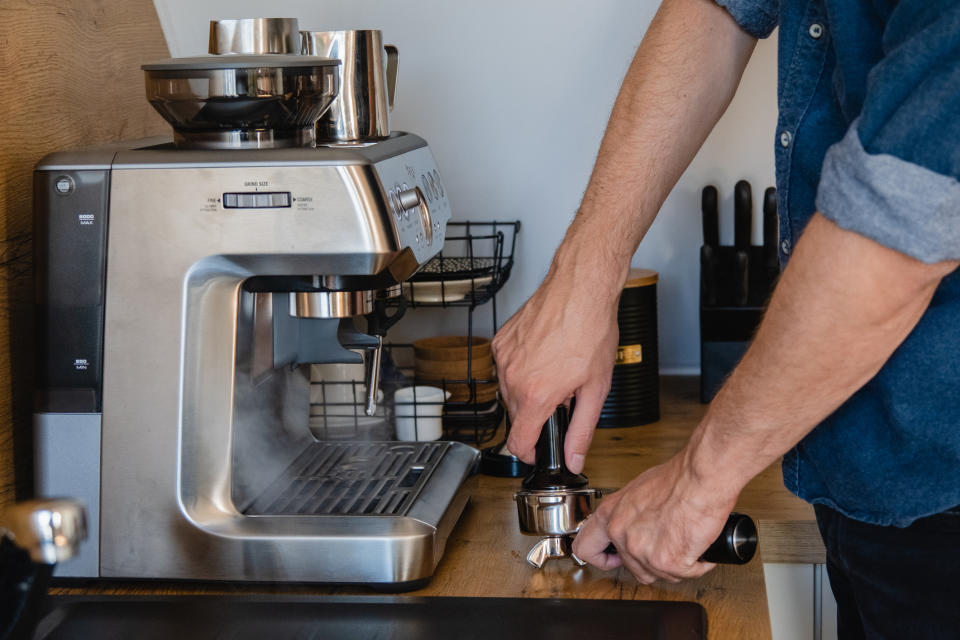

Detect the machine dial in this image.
[398,186,433,246]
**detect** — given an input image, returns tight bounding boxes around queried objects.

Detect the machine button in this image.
[255,193,271,208]
[237,193,257,207]
[389,189,401,219]
[223,193,238,208]
[54,175,74,195]
[270,192,291,207]
[421,175,432,202]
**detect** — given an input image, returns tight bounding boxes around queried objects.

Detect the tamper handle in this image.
[521,405,589,491]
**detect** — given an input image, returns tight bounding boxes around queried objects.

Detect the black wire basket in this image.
[401,221,519,309]
[309,220,519,446]
[308,344,503,446]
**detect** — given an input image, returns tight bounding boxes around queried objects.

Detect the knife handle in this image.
[701,185,719,248]
[601,512,758,565]
[734,250,749,306]
[700,245,718,307]
[734,180,752,250]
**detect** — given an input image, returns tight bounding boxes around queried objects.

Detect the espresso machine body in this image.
[33,134,477,587]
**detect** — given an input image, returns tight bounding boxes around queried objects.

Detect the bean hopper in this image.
[515,406,758,568]
[32,18,477,588]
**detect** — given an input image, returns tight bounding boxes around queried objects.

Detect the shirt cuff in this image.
[713,0,778,39]
[816,119,960,263]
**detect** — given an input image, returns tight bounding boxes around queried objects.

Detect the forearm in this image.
[687,214,959,494]
[554,0,757,288]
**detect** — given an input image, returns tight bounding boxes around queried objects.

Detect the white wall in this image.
[154,0,778,372]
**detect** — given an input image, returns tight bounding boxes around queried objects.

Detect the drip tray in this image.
[244,441,449,516]
[35,595,707,640]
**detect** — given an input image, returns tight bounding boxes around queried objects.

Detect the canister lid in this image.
[624,268,658,289]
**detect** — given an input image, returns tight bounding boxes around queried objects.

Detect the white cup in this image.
[393,386,449,441]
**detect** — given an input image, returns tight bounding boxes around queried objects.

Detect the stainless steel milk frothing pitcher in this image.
[300,30,398,142]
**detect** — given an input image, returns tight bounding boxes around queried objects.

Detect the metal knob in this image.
[0,498,87,565]
[398,187,433,245]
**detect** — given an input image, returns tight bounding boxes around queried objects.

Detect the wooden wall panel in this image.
[0,0,169,508]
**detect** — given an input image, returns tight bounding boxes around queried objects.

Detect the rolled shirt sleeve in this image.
[713,0,779,39]
[816,4,960,263]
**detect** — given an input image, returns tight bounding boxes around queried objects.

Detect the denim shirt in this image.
[715,0,960,526]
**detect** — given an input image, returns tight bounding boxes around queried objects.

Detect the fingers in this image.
[565,384,606,473]
[571,512,621,571]
[505,402,556,463]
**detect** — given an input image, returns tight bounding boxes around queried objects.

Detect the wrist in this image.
[549,229,632,309]
[681,415,758,501]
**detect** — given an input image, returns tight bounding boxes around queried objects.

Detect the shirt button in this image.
[781,238,792,255]
[780,131,792,148]
[809,23,824,39]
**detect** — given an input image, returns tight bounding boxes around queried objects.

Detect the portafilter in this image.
[514,405,758,568]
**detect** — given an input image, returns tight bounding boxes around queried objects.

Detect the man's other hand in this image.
[571,451,738,583]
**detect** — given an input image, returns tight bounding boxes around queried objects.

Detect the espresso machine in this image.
[32,19,477,588]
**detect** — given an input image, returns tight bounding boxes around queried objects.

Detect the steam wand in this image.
[363,295,406,416]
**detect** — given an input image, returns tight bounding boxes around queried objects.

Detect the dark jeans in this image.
[814,503,960,639]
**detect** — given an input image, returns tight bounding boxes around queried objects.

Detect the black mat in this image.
[34,595,706,639]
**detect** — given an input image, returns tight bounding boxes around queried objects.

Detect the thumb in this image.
[565,385,604,473]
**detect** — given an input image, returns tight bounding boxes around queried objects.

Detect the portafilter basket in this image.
[143,55,340,149]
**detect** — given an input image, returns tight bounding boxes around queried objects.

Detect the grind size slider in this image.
[514,405,758,568]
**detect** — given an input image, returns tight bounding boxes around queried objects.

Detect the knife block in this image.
[699,245,777,403]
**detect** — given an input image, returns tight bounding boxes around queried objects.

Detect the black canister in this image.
[598,268,660,427]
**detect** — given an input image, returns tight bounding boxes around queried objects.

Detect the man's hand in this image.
[492,0,755,472]
[571,449,738,583]
[492,256,621,473]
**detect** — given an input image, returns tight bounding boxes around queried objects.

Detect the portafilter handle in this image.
[700,512,758,564]
[599,512,758,565]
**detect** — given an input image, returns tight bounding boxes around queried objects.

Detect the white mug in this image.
[393,386,449,441]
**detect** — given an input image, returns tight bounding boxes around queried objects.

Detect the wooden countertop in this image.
[52,377,822,639]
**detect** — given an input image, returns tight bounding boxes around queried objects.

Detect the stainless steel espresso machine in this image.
[32,19,477,589]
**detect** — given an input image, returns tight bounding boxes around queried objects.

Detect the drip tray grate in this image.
[244,441,450,516]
